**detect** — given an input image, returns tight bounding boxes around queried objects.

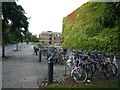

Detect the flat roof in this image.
[41,31,62,34]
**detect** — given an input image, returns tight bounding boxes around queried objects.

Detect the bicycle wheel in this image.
[103,63,117,79]
[85,64,93,79]
[90,62,98,74]
[107,63,117,76]
[71,67,88,83]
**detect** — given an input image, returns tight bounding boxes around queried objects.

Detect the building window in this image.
[55,34,57,36]
[42,41,44,43]
[49,34,52,36]
[49,42,52,45]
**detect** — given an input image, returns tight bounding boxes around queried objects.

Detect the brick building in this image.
[39,31,62,46]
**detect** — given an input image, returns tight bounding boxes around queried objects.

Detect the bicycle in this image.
[66,55,88,83]
[89,53,117,79]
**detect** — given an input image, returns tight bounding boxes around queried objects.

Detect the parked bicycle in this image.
[88,51,118,79]
[66,57,88,83]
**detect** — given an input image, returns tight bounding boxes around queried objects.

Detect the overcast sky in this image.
[17,0,89,36]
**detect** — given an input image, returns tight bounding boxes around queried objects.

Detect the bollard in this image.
[48,56,54,84]
[39,49,41,62]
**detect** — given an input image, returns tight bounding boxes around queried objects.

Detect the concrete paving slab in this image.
[19,76,39,88]
[2,44,65,88]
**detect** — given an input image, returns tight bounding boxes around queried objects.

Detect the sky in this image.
[17,0,89,36]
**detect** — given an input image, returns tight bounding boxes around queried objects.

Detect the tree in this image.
[23,31,32,44]
[2,2,29,57]
[30,35,39,42]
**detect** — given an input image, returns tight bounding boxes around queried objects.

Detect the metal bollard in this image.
[39,49,41,62]
[48,57,54,84]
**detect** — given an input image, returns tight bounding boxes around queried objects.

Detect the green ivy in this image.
[62,2,120,55]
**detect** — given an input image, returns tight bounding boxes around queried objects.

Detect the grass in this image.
[46,79,119,89]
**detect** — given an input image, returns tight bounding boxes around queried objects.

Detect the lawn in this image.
[46,79,119,89]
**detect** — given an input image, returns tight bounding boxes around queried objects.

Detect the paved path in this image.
[0,43,27,56]
[2,44,65,88]
[2,44,40,88]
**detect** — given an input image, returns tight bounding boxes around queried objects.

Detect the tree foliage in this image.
[2,2,29,56]
[2,2,29,31]
[30,35,39,42]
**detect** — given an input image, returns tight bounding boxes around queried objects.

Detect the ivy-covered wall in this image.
[62,2,120,54]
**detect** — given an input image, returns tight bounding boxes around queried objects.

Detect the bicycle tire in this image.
[102,63,117,79]
[85,64,93,79]
[109,63,117,76]
[90,61,98,74]
[105,63,117,76]
[71,67,88,83]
